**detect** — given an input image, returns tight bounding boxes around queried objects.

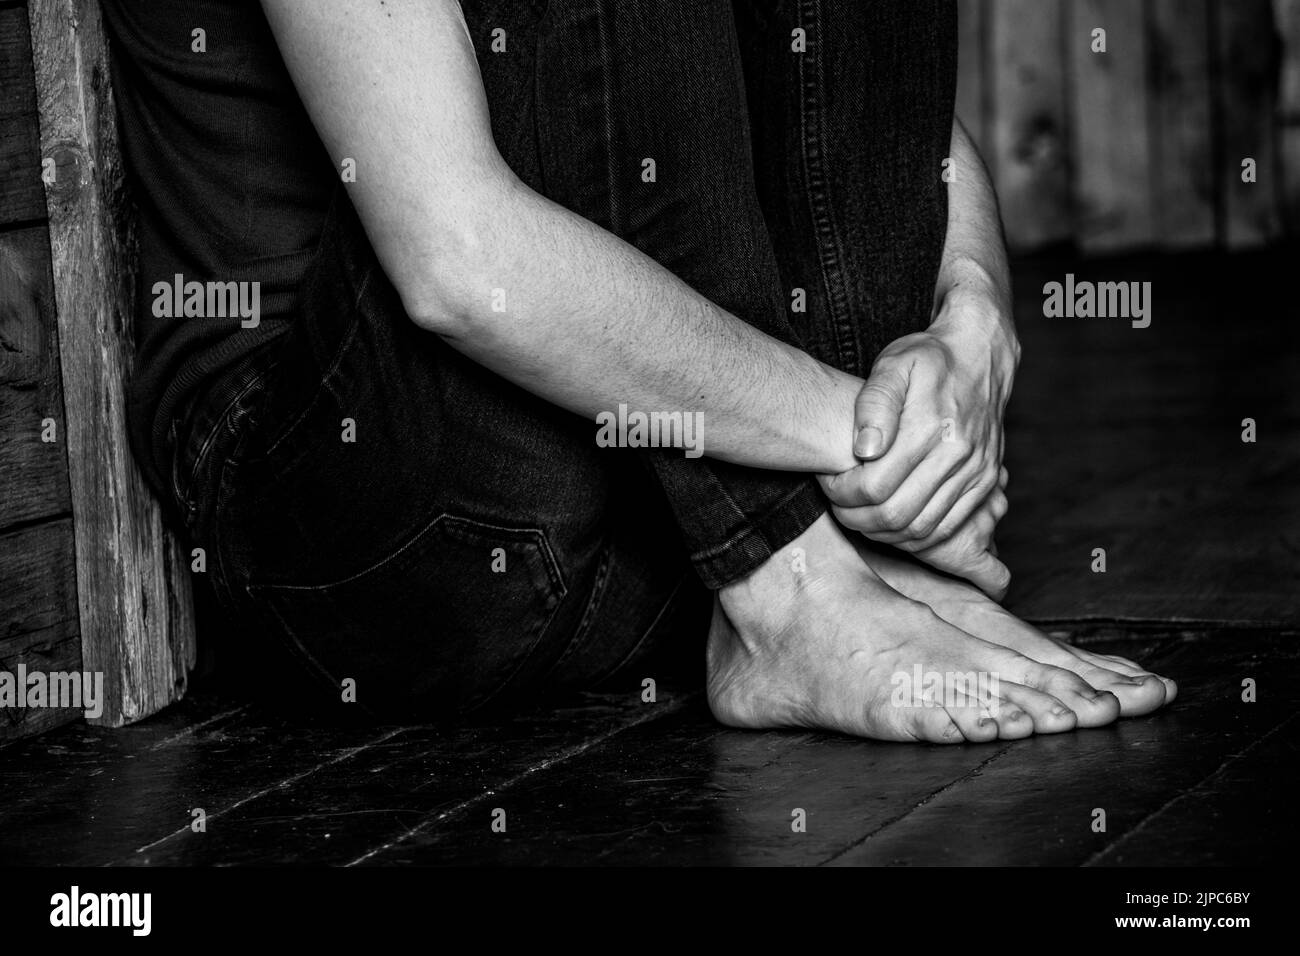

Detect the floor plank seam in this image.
[144,705,252,751]
[816,742,1019,866]
[344,692,698,866]
[1081,713,1299,867]
[117,726,409,864]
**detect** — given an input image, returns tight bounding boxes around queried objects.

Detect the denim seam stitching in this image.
[541,538,614,682]
[798,0,859,372]
[244,513,567,600]
[597,1,621,235]
[688,480,823,565]
[179,362,277,515]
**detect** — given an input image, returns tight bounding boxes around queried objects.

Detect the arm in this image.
[818,117,1020,597]
[930,117,1016,343]
[257,0,862,474]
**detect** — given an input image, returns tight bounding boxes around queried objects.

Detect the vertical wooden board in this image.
[27,0,196,727]
[989,0,1072,250]
[0,7,39,120]
[0,519,82,745]
[0,226,72,530]
[1275,0,1300,231]
[1068,0,1156,251]
[1149,0,1216,247]
[0,7,45,227]
[956,0,988,150]
[1215,0,1284,246]
[0,119,46,224]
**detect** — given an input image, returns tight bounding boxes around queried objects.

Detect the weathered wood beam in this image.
[27,0,195,726]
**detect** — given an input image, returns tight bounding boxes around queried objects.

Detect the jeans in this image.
[171,0,956,719]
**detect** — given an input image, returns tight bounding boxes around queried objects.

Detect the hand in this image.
[817,287,1019,595]
[908,465,1011,600]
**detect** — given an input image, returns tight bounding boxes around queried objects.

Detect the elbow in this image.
[373,173,520,340]
[390,218,491,340]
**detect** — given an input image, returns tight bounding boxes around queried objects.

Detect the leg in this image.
[745,0,1173,712]
[508,0,1102,740]
[705,0,1172,736]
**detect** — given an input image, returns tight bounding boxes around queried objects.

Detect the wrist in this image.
[928,274,1020,378]
[933,255,1011,316]
[803,355,865,474]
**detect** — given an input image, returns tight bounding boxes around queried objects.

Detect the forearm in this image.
[931,118,1017,358]
[259,0,860,475]
[415,172,863,474]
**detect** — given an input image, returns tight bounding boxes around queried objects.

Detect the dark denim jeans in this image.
[172,0,956,719]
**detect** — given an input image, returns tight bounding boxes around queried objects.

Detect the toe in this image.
[1079,667,1167,716]
[1075,649,1178,703]
[942,702,1001,743]
[987,699,1035,739]
[1015,658,1122,727]
[998,681,1078,734]
[903,706,968,744]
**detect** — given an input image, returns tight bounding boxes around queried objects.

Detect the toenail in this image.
[1006,710,1025,721]
[1051,705,1071,716]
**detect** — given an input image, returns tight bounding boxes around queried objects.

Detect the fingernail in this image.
[855,426,884,458]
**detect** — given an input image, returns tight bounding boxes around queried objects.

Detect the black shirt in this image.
[101,0,338,496]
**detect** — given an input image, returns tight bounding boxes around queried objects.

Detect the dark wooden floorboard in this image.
[0,689,688,865]
[125,691,691,866]
[7,631,1267,867]
[359,711,997,866]
[359,638,1176,866]
[1087,714,1300,866]
[0,703,392,866]
[826,632,1298,866]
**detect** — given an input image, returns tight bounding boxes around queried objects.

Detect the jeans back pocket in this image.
[244,513,567,718]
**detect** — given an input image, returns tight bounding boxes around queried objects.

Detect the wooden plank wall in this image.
[1,0,197,744]
[26,0,197,729]
[958,0,1297,252]
[0,0,80,743]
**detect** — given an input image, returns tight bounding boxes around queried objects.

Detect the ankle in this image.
[718,512,863,632]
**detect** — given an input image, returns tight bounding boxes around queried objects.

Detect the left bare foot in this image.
[851,543,1177,717]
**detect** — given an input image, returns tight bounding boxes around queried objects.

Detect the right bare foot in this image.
[708,514,1121,742]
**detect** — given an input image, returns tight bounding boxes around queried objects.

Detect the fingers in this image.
[911,511,1011,600]
[832,432,1000,544]
[822,423,939,508]
[888,466,1006,552]
[948,547,1011,601]
[830,449,968,536]
[852,361,909,460]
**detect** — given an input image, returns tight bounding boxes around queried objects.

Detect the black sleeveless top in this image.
[101,0,338,495]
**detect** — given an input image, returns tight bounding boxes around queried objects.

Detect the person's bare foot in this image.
[849,543,1177,716]
[708,514,1123,742]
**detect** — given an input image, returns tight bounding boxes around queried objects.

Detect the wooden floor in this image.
[2,247,1297,866]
